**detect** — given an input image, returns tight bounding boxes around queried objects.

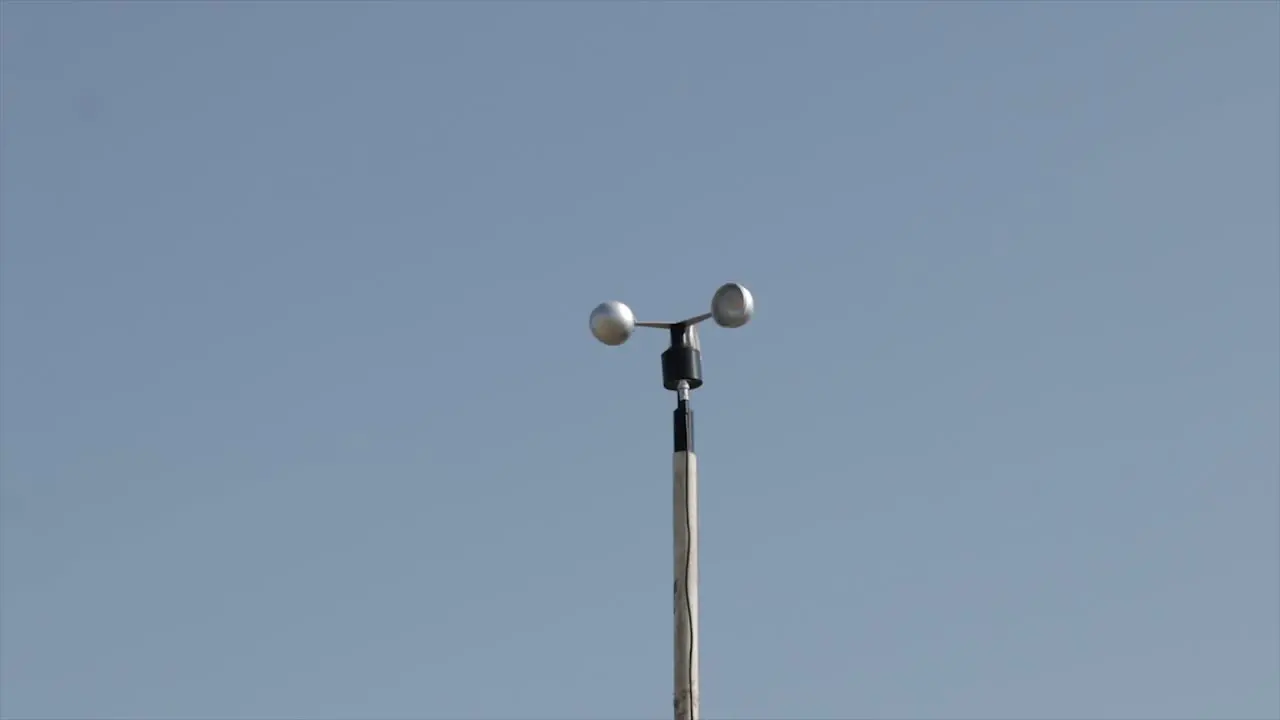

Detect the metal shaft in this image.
[673,381,700,720]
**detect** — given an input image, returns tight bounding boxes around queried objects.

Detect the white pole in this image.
[673,382,700,720]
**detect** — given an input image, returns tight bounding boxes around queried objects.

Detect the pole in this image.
[589,283,754,720]
[673,379,700,720]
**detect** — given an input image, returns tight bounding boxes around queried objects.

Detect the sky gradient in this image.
[2,2,1278,719]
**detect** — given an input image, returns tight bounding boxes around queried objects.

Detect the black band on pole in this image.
[674,397,694,453]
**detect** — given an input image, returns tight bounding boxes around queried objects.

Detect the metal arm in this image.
[636,312,713,329]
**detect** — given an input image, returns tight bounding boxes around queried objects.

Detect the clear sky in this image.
[2,2,1277,719]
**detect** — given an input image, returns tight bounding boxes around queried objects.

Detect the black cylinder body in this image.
[661,324,704,391]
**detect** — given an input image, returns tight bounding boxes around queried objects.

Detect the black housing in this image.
[661,323,703,391]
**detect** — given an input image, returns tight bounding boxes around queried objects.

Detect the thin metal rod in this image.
[673,380,699,720]
[636,312,713,329]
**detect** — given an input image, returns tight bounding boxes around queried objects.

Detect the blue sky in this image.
[1,2,1277,719]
